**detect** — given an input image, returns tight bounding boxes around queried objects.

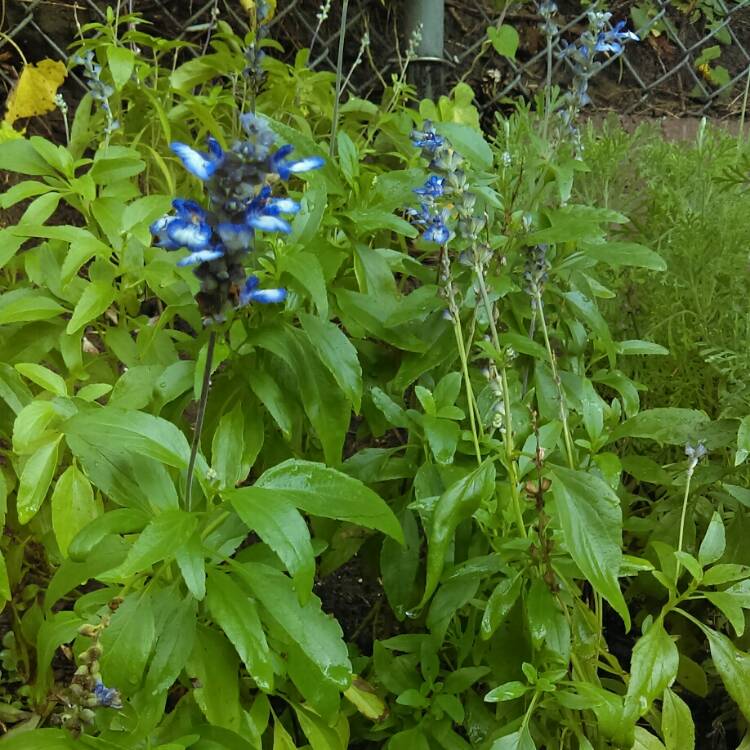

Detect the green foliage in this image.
[1,9,749,750]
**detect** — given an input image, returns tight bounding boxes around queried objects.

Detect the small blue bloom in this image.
[150,199,214,252]
[240,275,287,305]
[176,247,225,266]
[414,175,445,199]
[270,145,325,180]
[595,20,638,54]
[171,138,225,181]
[265,197,301,215]
[422,208,452,244]
[244,186,299,233]
[94,679,122,709]
[164,219,214,252]
[411,121,445,152]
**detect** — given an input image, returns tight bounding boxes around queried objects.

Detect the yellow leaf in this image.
[344,676,389,721]
[4,59,67,125]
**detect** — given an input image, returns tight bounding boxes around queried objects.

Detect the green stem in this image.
[451,316,483,465]
[535,290,575,469]
[474,270,526,538]
[674,469,695,585]
[329,0,349,158]
[186,329,217,512]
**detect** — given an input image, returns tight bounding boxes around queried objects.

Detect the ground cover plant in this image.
[1,4,750,750]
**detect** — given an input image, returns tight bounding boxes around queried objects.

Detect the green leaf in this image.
[300,313,363,411]
[0,289,64,325]
[273,719,298,750]
[632,727,666,750]
[550,466,629,628]
[211,401,246,489]
[64,406,191,469]
[336,131,359,185]
[704,627,750,722]
[17,435,61,524]
[145,595,196,695]
[206,570,274,691]
[111,509,197,578]
[281,251,328,317]
[256,459,403,542]
[101,591,156,692]
[484,680,529,702]
[51,465,100,557]
[106,45,135,90]
[0,550,10,605]
[698,511,725,566]
[609,408,710,445]
[34,612,84,700]
[250,325,349,464]
[423,416,460,464]
[13,400,61,455]
[67,508,148,560]
[381,509,421,619]
[0,139,54,176]
[14,363,67,396]
[662,688,695,750]
[345,208,417,237]
[436,122,493,170]
[293,704,346,750]
[66,281,116,334]
[616,340,669,356]
[226,486,315,600]
[187,624,241,730]
[580,241,666,271]
[736,415,750,465]
[489,727,536,750]
[237,562,351,688]
[418,461,496,609]
[624,619,678,722]
[487,24,520,59]
[481,573,522,639]
[175,532,206,601]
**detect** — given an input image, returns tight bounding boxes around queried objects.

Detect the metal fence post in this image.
[405,0,445,99]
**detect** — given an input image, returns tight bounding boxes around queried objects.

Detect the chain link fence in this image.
[2,0,750,118]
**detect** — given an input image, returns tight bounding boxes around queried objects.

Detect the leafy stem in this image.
[534,289,575,469]
[185,328,217,512]
[474,267,526,538]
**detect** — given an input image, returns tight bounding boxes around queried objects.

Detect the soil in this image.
[315,554,403,655]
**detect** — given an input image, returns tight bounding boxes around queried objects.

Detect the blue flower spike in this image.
[152,113,324,317]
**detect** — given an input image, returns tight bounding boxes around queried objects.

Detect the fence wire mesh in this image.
[2,0,750,118]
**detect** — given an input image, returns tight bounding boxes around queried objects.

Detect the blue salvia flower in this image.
[151,113,323,317]
[171,137,225,181]
[414,175,445,199]
[410,120,446,153]
[595,21,639,54]
[93,679,122,710]
[240,275,287,306]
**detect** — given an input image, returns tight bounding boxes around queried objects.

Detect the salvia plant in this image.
[1,5,750,750]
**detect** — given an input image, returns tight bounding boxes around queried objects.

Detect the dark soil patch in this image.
[315,555,402,654]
